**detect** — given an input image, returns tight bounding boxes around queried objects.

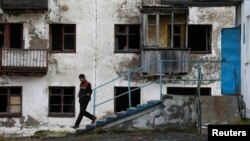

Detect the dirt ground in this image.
[1,131,207,141]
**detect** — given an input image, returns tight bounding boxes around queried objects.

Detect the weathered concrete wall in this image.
[0,0,236,136]
[241,0,250,118]
[101,95,241,132]
[103,95,197,131]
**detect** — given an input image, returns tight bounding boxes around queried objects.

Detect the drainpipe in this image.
[93,0,97,115]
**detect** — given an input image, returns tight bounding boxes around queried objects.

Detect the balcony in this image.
[142,48,190,74]
[0,49,48,74]
[0,0,48,12]
[161,0,243,6]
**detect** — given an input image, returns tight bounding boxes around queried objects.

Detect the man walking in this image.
[73,74,96,129]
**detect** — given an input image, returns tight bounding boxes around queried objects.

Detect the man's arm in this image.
[86,83,92,97]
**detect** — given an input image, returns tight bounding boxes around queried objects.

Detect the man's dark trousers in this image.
[74,97,95,127]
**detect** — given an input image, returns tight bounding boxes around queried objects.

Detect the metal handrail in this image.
[195,66,203,134]
[93,60,223,118]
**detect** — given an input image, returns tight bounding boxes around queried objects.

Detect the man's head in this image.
[79,74,86,82]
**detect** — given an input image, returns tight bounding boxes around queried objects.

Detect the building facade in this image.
[241,0,250,118]
[0,0,237,136]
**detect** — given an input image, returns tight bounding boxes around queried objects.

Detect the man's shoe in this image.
[72,125,79,129]
[91,116,97,124]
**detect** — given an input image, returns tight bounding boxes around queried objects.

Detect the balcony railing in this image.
[141,48,190,74]
[0,49,48,74]
[1,0,48,12]
[161,0,243,6]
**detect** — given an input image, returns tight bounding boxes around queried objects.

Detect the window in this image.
[115,25,140,53]
[168,25,186,48]
[49,87,75,117]
[167,87,211,96]
[50,24,76,53]
[0,24,23,49]
[144,14,186,48]
[114,87,140,113]
[0,87,22,117]
[188,25,212,53]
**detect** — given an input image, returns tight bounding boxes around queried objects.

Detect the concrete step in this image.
[85,124,96,131]
[127,107,137,115]
[96,120,106,127]
[136,104,148,111]
[147,100,161,106]
[116,111,128,119]
[106,115,117,123]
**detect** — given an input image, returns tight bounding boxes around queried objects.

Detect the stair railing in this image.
[92,60,222,118]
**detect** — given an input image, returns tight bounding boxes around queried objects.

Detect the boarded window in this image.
[0,24,22,49]
[167,87,211,96]
[0,87,22,117]
[115,25,140,53]
[50,24,76,52]
[188,25,212,53]
[49,87,75,117]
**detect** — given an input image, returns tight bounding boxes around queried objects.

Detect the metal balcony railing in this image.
[1,0,48,11]
[0,49,48,74]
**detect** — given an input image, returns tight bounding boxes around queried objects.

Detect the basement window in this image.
[115,25,140,53]
[0,24,23,49]
[114,87,140,113]
[0,87,22,117]
[49,87,75,117]
[167,87,211,96]
[188,25,212,53]
[50,24,76,53]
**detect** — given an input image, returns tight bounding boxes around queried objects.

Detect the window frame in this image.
[48,86,75,117]
[0,23,23,49]
[0,86,22,118]
[114,24,141,53]
[49,24,76,53]
[188,24,212,54]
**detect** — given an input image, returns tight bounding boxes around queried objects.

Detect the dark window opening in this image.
[50,24,76,53]
[115,25,140,53]
[0,24,23,49]
[188,25,212,53]
[0,87,22,117]
[114,87,140,113]
[0,25,4,48]
[49,87,75,117]
[167,87,211,96]
[168,25,185,48]
[10,24,22,49]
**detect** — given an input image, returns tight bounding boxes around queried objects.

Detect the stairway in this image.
[76,100,162,132]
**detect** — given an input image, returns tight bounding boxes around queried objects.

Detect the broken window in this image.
[49,87,75,117]
[188,25,212,53]
[143,13,186,48]
[50,24,76,52]
[115,25,140,53]
[0,87,22,117]
[0,24,23,49]
[114,87,140,113]
[167,87,211,96]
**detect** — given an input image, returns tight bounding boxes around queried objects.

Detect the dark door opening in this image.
[167,87,211,96]
[114,87,140,113]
